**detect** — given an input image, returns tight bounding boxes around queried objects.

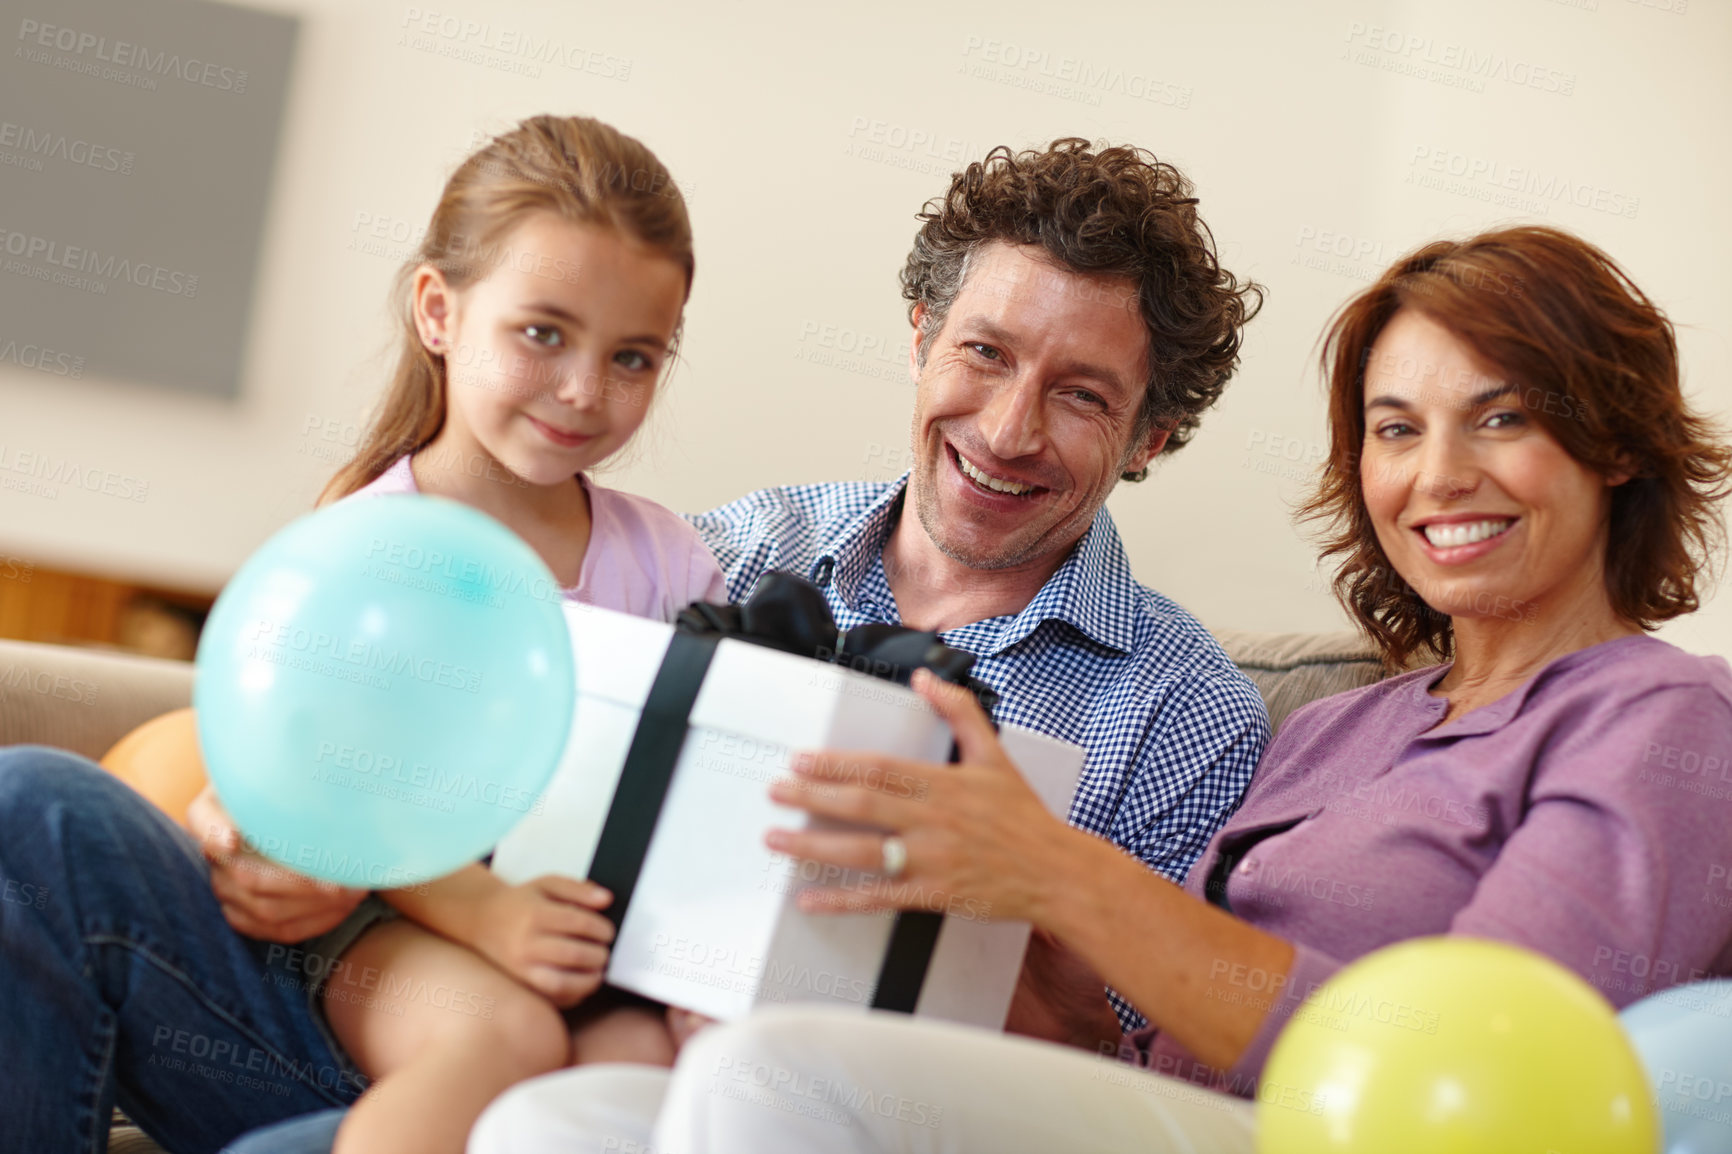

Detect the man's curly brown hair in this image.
[899,137,1263,481]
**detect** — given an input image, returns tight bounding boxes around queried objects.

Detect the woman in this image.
[470,225,1732,1152]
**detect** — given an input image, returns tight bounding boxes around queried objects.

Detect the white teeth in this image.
[956,452,1034,495]
[1422,519,1514,548]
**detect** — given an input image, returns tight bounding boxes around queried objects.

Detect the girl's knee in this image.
[569,1005,676,1068]
[475,983,571,1075]
[325,925,568,1078]
[333,972,567,1084]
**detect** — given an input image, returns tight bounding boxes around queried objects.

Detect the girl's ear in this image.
[411,264,455,354]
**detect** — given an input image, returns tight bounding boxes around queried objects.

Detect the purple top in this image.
[1135,634,1732,1093]
[353,456,728,623]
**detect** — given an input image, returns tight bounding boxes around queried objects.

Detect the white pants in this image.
[469,1007,1257,1154]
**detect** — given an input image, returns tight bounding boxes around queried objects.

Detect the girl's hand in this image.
[473,876,616,1008]
[187,783,368,942]
[765,669,1080,926]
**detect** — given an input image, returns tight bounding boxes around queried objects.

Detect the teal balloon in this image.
[194,494,574,886]
[1622,980,1732,1154]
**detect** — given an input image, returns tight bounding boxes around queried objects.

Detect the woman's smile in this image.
[1409,514,1519,565]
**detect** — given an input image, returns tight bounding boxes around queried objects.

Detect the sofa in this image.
[0,627,1389,1153]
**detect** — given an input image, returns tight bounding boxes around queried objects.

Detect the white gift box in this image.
[490,601,1085,1029]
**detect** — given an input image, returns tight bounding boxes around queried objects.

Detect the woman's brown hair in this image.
[1303,225,1732,668]
[318,115,693,505]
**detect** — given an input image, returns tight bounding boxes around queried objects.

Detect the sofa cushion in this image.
[108,1114,169,1154]
[1210,628,1389,733]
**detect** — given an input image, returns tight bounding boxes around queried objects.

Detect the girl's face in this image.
[1359,308,1623,626]
[414,213,687,487]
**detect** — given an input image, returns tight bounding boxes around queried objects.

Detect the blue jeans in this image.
[0,746,363,1153]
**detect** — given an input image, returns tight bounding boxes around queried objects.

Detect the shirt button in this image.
[812,557,835,587]
[1237,858,1254,875]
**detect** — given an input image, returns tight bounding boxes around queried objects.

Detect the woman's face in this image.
[1359,309,1621,628]
[415,213,687,486]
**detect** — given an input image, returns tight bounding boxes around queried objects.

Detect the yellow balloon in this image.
[101,707,209,827]
[1259,937,1658,1153]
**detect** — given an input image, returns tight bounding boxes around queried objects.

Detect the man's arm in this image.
[1109,670,1269,883]
[1004,927,1125,1052]
[683,489,790,602]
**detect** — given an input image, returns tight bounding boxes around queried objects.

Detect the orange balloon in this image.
[101,708,208,826]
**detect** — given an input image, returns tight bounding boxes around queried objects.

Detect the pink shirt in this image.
[350,455,727,623]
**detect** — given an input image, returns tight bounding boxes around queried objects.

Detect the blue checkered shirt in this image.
[687,477,1268,885]
[689,478,1268,1030]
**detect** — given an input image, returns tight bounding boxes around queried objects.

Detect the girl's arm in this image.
[382,866,620,1007]
[767,671,1293,1071]
[380,863,502,945]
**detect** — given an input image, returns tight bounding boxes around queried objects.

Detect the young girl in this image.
[309,114,725,1154]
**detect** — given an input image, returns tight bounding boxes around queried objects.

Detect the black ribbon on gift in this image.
[586,572,996,1015]
[672,572,999,715]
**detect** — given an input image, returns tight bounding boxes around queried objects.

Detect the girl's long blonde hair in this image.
[319,115,693,505]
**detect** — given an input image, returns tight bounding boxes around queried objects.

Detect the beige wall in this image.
[3,0,1726,653]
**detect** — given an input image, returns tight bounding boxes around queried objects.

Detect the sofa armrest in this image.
[0,638,194,761]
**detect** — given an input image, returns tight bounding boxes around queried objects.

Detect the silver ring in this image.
[880,835,908,880]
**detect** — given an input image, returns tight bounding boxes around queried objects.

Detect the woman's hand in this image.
[187,783,368,942]
[765,669,1086,925]
[471,876,616,1008]
[766,669,1298,1071]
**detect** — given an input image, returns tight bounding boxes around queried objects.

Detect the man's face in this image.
[907,242,1165,571]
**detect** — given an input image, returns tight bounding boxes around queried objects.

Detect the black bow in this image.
[675,572,999,718]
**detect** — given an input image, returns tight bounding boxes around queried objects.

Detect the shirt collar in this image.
[818,477,911,607]
[815,473,1140,657]
[1410,633,1660,739]
[982,506,1138,656]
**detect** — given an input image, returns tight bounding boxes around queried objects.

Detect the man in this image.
[465,137,1272,1153]
[693,137,1266,896]
[0,137,1264,1154]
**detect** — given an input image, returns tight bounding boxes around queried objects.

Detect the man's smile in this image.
[946,442,1047,499]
